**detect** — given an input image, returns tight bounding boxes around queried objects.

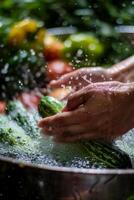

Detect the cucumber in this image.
[51,140,132,169]
[38,96,64,117]
[6,100,40,138]
[38,96,132,169]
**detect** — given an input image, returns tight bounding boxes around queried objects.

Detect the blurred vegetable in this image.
[0,0,134,66]
[18,92,41,110]
[8,18,45,51]
[44,34,64,61]
[47,60,73,80]
[6,100,41,138]
[49,88,71,100]
[9,19,38,44]
[62,33,104,68]
[0,49,46,100]
[0,102,6,114]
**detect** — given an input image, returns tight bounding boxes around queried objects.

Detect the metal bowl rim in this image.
[0,155,134,175]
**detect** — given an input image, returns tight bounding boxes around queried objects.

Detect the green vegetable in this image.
[38,96,64,118]
[38,96,132,169]
[52,140,132,169]
[6,100,41,138]
[0,115,35,152]
[62,33,104,68]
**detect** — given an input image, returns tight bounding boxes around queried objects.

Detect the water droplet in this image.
[61,84,65,88]
[48,126,53,131]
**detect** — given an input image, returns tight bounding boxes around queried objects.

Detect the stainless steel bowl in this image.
[0,155,134,200]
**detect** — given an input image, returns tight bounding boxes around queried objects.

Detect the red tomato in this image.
[44,35,64,61]
[18,92,41,110]
[47,60,73,80]
[0,101,6,113]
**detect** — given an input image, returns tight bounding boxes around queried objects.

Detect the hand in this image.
[50,67,113,91]
[39,81,134,142]
[50,56,134,91]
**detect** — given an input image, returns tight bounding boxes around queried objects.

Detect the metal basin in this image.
[0,156,133,200]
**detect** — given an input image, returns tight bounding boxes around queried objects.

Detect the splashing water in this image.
[115,129,134,166]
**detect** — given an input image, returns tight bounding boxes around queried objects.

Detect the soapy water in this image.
[115,129,134,166]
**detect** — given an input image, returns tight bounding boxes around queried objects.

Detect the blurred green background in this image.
[0,0,134,99]
[0,0,134,65]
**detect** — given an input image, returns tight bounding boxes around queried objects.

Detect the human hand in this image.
[39,81,134,142]
[50,67,113,91]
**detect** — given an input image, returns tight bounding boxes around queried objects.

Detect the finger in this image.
[49,71,78,88]
[64,88,91,111]
[42,121,95,136]
[38,107,87,128]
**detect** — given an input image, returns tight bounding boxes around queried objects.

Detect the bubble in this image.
[64,40,72,48]
[89,44,96,50]
[76,49,83,57]
[1,63,9,74]
[70,76,73,80]
[30,49,35,55]
[122,3,126,7]
[18,80,23,89]
[75,60,80,63]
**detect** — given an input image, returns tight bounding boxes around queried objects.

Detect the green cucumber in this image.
[38,96,64,118]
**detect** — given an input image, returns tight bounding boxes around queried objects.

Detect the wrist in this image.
[108,56,134,82]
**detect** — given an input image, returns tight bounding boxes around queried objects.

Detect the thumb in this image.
[63,89,88,111]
